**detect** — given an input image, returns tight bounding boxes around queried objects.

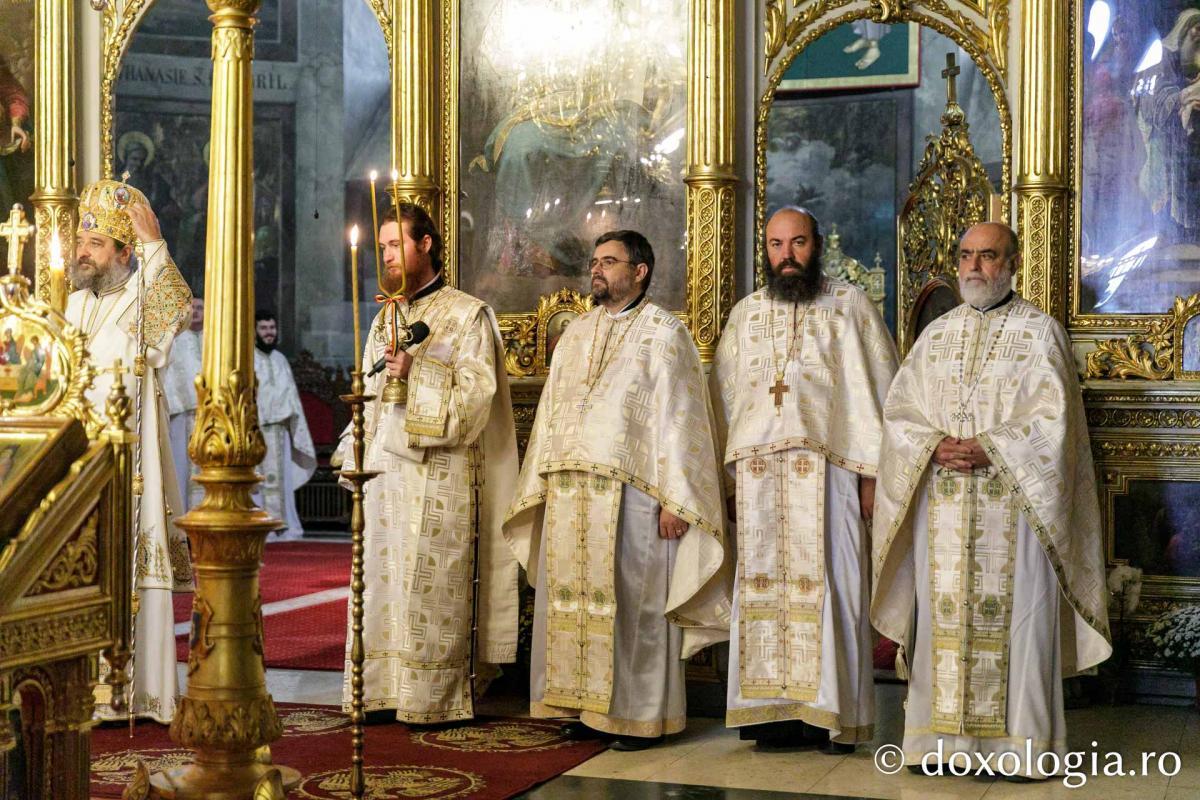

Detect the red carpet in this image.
[91,706,608,799]
[174,541,351,671]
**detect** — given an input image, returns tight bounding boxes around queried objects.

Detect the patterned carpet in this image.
[91,705,608,799]
[173,540,351,670]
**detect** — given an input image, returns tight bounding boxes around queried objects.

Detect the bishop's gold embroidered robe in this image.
[872,295,1111,769]
[506,299,730,737]
[711,280,897,743]
[67,240,193,722]
[336,283,519,723]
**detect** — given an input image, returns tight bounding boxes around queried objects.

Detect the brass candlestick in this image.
[338,371,380,799]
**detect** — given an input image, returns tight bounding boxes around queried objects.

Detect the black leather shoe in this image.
[611,734,664,751]
[819,740,855,755]
[560,720,601,740]
[363,710,395,726]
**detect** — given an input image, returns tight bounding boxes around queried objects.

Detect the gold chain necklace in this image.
[576,304,644,412]
[767,298,810,415]
[950,304,1014,436]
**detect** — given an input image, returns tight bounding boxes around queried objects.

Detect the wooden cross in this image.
[769,375,789,410]
[0,204,35,277]
[942,52,960,106]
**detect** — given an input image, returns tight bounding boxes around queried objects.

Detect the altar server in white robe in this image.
[873,222,1112,776]
[67,179,193,722]
[335,202,520,723]
[253,310,316,541]
[506,230,731,750]
[162,296,203,510]
[711,207,897,752]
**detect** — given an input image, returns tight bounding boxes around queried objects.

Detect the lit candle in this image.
[49,232,66,311]
[349,225,361,369]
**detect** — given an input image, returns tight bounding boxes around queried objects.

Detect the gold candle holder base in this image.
[149,762,301,800]
[339,371,382,799]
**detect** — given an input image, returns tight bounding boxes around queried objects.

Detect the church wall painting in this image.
[456,0,689,315]
[114,98,296,340]
[764,91,911,332]
[0,0,34,285]
[1075,0,1200,320]
[779,22,920,92]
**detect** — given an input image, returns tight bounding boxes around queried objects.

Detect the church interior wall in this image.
[31,0,1200,709]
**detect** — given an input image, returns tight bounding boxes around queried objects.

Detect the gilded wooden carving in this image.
[1083,294,1200,381]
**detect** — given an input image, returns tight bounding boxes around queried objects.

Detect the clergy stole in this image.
[736,451,826,702]
[927,467,1018,736]
[542,471,620,713]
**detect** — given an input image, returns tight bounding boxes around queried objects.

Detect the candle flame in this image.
[349,225,359,247]
[369,170,378,182]
[390,169,399,182]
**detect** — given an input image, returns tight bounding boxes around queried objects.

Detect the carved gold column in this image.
[32,0,76,310]
[151,1,297,797]
[391,0,439,212]
[1014,0,1068,319]
[685,0,736,361]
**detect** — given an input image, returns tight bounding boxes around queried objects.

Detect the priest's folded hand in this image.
[933,435,991,473]
[658,507,689,539]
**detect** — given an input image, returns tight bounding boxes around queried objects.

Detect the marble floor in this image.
[235,668,1199,800]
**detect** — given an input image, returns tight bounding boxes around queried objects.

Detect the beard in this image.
[590,276,611,304]
[68,256,129,294]
[381,265,407,296]
[255,336,277,353]
[766,253,824,304]
[959,270,1012,310]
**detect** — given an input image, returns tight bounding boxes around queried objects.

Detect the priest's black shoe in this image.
[560,720,602,740]
[363,710,395,726]
[611,734,665,751]
[819,740,855,755]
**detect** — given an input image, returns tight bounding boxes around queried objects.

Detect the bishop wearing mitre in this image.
[335,201,520,723]
[67,179,193,722]
[710,207,897,751]
[505,230,730,750]
[872,223,1111,774]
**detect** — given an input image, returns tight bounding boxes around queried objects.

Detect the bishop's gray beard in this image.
[766,254,824,304]
[68,260,130,294]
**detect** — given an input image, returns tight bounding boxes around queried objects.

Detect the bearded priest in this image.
[872,222,1111,776]
[711,206,897,752]
[68,179,194,722]
[334,201,520,724]
[505,230,731,751]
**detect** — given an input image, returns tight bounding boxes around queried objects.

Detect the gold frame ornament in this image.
[503,288,593,379]
[1083,294,1200,382]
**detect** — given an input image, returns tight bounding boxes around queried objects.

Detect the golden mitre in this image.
[77,178,148,247]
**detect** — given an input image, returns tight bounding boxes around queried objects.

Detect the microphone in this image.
[366,321,430,377]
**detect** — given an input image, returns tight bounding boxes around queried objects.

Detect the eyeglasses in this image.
[588,257,635,271]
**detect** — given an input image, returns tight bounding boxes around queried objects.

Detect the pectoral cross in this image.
[0,204,35,277]
[769,375,789,410]
[942,52,960,106]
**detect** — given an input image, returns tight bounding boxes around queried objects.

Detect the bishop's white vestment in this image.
[711,280,897,743]
[335,280,519,723]
[161,326,201,512]
[67,240,193,722]
[872,295,1111,771]
[506,298,731,738]
[254,347,315,541]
